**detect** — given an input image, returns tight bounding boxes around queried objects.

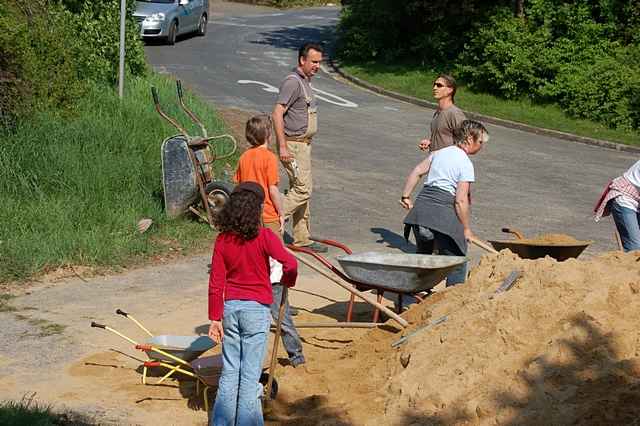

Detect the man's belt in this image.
[286,135,312,143]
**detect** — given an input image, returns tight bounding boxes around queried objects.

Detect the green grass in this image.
[0,398,94,425]
[0,73,237,283]
[341,61,640,146]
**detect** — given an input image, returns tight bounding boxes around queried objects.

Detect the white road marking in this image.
[237,79,359,108]
[238,80,280,93]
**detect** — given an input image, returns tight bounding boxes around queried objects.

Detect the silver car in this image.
[133,0,209,45]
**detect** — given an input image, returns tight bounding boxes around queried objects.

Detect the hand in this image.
[464,228,476,242]
[208,320,223,343]
[418,139,431,151]
[399,197,413,210]
[279,147,293,163]
[279,215,285,233]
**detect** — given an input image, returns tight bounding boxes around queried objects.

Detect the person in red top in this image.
[208,181,297,426]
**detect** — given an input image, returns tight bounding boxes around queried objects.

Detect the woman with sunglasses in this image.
[418,74,467,152]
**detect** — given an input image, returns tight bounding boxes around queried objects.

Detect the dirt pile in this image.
[497,233,587,246]
[276,250,640,425]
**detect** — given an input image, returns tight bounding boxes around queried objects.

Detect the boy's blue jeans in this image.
[211,300,271,426]
[611,201,640,252]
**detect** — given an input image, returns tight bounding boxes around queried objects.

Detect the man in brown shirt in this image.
[272,42,327,253]
[419,74,467,152]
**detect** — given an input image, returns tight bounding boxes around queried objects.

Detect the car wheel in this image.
[167,20,177,45]
[197,14,207,36]
[205,181,233,217]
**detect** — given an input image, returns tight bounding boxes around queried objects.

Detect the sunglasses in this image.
[433,82,448,88]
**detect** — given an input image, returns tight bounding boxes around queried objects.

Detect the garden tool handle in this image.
[91,321,106,329]
[501,227,525,239]
[266,286,287,400]
[115,309,128,317]
[177,80,184,100]
[151,87,160,106]
[470,237,499,254]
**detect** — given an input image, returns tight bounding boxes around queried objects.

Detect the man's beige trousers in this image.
[282,140,312,247]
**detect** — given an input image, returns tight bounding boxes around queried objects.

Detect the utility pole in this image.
[118,0,126,98]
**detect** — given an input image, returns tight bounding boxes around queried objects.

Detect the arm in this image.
[269,184,285,232]
[454,181,474,241]
[264,229,298,287]
[400,156,432,209]
[272,104,291,162]
[208,238,226,343]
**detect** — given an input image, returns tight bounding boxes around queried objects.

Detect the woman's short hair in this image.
[245,114,272,147]
[453,120,489,145]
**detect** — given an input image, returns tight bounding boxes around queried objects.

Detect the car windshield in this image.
[138,0,174,3]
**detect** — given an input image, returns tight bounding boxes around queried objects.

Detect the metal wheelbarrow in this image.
[91,309,215,385]
[153,81,237,228]
[488,227,592,261]
[91,309,278,410]
[289,238,466,323]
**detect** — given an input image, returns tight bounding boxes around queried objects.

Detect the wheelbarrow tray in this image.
[336,252,467,294]
[147,335,215,363]
[488,240,592,261]
[161,135,199,218]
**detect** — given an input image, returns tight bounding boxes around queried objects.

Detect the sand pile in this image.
[496,233,586,246]
[276,250,640,425]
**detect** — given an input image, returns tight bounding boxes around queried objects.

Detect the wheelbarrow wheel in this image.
[205,181,233,217]
[259,372,278,399]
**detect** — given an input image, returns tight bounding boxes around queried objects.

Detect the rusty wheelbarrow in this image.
[488,228,593,261]
[289,239,466,325]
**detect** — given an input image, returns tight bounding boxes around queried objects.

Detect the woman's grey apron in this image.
[403,185,467,254]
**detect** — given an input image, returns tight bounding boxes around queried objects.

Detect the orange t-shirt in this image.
[234,146,280,223]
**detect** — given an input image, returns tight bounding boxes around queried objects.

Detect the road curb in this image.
[325,58,640,154]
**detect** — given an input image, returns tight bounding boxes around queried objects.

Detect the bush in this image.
[457,1,640,130]
[0,0,146,128]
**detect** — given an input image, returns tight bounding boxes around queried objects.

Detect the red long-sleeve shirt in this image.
[208,228,298,321]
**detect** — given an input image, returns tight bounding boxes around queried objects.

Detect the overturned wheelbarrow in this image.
[153,80,237,228]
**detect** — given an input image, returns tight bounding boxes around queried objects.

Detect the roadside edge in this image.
[325,58,640,154]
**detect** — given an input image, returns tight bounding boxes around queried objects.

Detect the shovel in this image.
[265,285,287,401]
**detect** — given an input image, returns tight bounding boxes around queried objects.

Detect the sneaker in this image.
[298,242,328,253]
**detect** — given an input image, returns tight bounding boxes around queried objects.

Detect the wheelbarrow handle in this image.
[176,80,184,100]
[115,309,128,317]
[501,227,525,239]
[91,321,106,329]
[151,86,160,106]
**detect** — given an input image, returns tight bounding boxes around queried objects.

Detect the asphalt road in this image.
[145,3,636,257]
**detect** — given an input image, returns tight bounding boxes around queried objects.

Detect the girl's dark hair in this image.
[215,191,262,240]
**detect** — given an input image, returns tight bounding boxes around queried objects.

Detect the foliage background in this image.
[337,0,640,131]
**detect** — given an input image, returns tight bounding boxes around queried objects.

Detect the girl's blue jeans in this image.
[211,300,271,426]
[611,201,640,252]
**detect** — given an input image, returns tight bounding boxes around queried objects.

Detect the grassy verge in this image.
[0,73,237,283]
[0,398,94,425]
[340,62,640,146]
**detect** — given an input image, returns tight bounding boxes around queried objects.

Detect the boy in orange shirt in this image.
[234,114,306,367]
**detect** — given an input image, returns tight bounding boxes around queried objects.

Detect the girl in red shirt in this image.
[208,181,297,426]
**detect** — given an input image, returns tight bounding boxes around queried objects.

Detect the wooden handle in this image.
[470,237,499,254]
[291,251,409,328]
[266,286,287,400]
[501,227,524,239]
